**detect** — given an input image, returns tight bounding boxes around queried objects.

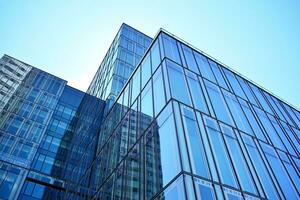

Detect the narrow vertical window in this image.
[204,80,234,126]
[166,60,191,105]
[186,71,208,114]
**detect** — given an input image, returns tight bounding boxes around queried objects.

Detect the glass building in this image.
[1,23,300,200]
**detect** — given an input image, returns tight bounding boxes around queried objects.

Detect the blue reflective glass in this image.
[204,80,234,126]
[131,68,141,103]
[260,142,299,199]
[222,68,246,99]
[151,39,161,72]
[141,81,153,117]
[268,114,297,156]
[153,67,166,116]
[278,151,300,192]
[205,118,237,188]
[253,106,286,150]
[186,71,208,113]
[141,54,151,89]
[182,44,199,74]
[242,134,280,200]
[208,60,229,90]
[194,178,216,200]
[238,98,267,140]
[221,126,257,194]
[181,106,209,178]
[156,103,181,186]
[222,90,253,135]
[249,83,274,114]
[236,76,258,106]
[158,176,186,200]
[166,60,191,105]
[194,53,216,83]
[162,33,181,64]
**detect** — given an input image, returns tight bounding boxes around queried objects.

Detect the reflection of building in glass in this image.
[1,23,300,200]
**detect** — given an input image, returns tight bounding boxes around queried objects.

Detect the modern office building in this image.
[0,23,299,200]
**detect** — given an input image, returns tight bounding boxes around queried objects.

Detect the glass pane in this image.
[155,103,181,186]
[260,142,299,199]
[141,81,153,118]
[158,176,186,200]
[181,105,209,178]
[194,178,216,200]
[221,125,257,194]
[204,117,237,188]
[248,83,273,114]
[194,52,216,83]
[236,76,258,106]
[238,98,267,141]
[141,54,151,89]
[222,89,253,135]
[241,134,279,200]
[153,67,166,116]
[208,61,229,90]
[186,71,208,113]
[166,60,191,105]
[131,69,141,103]
[162,33,181,64]
[182,44,199,74]
[253,107,286,151]
[222,68,246,99]
[204,80,234,126]
[151,39,161,73]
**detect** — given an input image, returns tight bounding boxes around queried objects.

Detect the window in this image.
[242,134,279,200]
[151,39,161,72]
[222,90,253,135]
[204,117,238,188]
[253,107,286,150]
[204,80,234,126]
[268,115,297,156]
[155,103,181,186]
[181,106,210,178]
[162,33,181,64]
[0,170,18,199]
[278,151,300,193]
[166,60,191,105]
[260,142,299,199]
[238,98,267,140]
[141,81,153,118]
[194,178,216,200]
[236,77,258,106]
[153,67,166,116]
[209,61,229,90]
[249,83,273,114]
[186,71,208,114]
[182,44,199,74]
[6,115,23,135]
[158,176,185,200]
[221,125,257,194]
[194,52,216,83]
[141,54,151,89]
[131,69,141,104]
[223,68,246,99]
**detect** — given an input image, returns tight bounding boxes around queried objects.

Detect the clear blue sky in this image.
[1,1,299,109]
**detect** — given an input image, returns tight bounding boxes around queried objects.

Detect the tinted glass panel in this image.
[166,60,191,105]
[194,52,216,83]
[181,106,209,178]
[162,33,181,64]
[186,71,208,113]
[182,44,199,74]
[204,80,234,126]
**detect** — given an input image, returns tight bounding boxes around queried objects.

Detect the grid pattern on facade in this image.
[80,30,300,200]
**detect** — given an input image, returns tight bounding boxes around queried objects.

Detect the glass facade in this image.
[1,23,300,199]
